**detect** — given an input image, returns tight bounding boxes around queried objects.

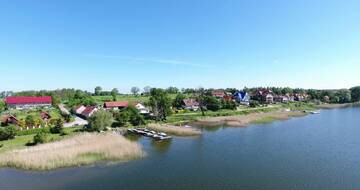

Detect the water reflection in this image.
[151,139,172,153]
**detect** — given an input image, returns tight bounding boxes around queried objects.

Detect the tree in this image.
[88,110,114,132]
[195,88,206,116]
[166,86,179,94]
[204,96,221,111]
[173,93,186,109]
[350,86,360,102]
[0,100,5,111]
[51,94,61,106]
[111,88,119,101]
[148,88,172,121]
[50,118,64,134]
[131,87,140,96]
[0,126,17,141]
[94,86,102,96]
[33,129,49,144]
[25,115,35,127]
[335,89,351,103]
[143,86,152,94]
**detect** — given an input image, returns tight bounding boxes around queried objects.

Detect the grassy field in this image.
[2,108,62,121]
[93,94,179,104]
[0,132,144,171]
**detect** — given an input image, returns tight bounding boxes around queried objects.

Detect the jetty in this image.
[127,128,173,140]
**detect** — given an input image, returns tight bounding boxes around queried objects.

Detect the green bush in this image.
[33,129,49,144]
[50,118,64,134]
[88,110,114,132]
[0,126,17,141]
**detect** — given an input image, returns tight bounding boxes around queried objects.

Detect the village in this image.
[0,88,315,131]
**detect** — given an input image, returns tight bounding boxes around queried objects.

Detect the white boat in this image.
[310,111,320,114]
[159,132,167,136]
[184,125,192,128]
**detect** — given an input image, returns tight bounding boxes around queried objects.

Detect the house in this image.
[73,105,86,115]
[5,96,52,109]
[133,102,150,114]
[234,91,250,105]
[212,90,226,98]
[274,95,290,103]
[40,112,51,121]
[1,114,18,126]
[104,101,129,110]
[182,98,199,111]
[294,94,308,102]
[80,106,98,118]
[254,90,274,104]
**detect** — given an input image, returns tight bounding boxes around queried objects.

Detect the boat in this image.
[159,132,167,136]
[310,111,320,114]
[184,125,192,128]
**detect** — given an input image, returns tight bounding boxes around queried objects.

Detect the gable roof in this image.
[5,96,52,105]
[81,106,97,116]
[183,98,199,107]
[104,101,129,108]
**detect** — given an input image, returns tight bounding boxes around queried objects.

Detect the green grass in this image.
[93,94,178,104]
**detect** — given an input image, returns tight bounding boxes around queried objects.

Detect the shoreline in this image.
[316,102,359,109]
[193,110,308,127]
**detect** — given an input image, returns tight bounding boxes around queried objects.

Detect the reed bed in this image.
[0,133,144,171]
[146,123,201,136]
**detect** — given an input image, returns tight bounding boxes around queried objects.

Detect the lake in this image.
[1,107,360,190]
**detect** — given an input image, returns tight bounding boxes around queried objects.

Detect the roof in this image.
[183,98,199,107]
[104,101,129,108]
[212,90,226,97]
[1,114,18,123]
[5,96,52,105]
[81,106,97,116]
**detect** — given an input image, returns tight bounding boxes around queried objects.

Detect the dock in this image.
[127,128,172,140]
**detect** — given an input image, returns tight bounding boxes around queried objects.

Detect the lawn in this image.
[93,94,179,104]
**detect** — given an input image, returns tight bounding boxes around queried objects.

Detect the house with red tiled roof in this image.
[5,96,52,109]
[104,101,129,110]
[212,90,226,98]
[79,106,98,118]
[182,98,199,111]
[1,114,18,126]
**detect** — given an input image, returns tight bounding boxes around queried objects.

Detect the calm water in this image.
[1,107,360,190]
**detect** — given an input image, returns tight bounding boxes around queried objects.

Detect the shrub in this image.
[50,118,64,134]
[88,110,114,132]
[0,126,17,141]
[249,100,260,108]
[33,129,49,144]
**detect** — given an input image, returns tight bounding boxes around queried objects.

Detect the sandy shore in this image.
[0,133,144,171]
[147,123,201,136]
[194,110,307,127]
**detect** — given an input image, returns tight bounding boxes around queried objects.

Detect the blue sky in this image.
[0,0,359,93]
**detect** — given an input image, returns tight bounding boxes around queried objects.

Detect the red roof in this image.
[183,99,199,107]
[5,96,52,105]
[104,101,129,108]
[81,106,97,116]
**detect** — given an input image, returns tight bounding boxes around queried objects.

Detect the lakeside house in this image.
[5,96,52,109]
[234,91,250,105]
[104,101,150,114]
[182,98,200,111]
[1,114,18,126]
[253,90,274,104]
[134,102,150,114]
[73,105,87,115]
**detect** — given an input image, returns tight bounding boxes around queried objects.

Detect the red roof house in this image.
[1,114,18,125]
[104,101,129,109]
[5,96,52,109]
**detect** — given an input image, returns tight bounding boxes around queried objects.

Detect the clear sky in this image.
[0,0,359,93]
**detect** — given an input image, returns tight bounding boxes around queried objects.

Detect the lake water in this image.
[1,107,360,190]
